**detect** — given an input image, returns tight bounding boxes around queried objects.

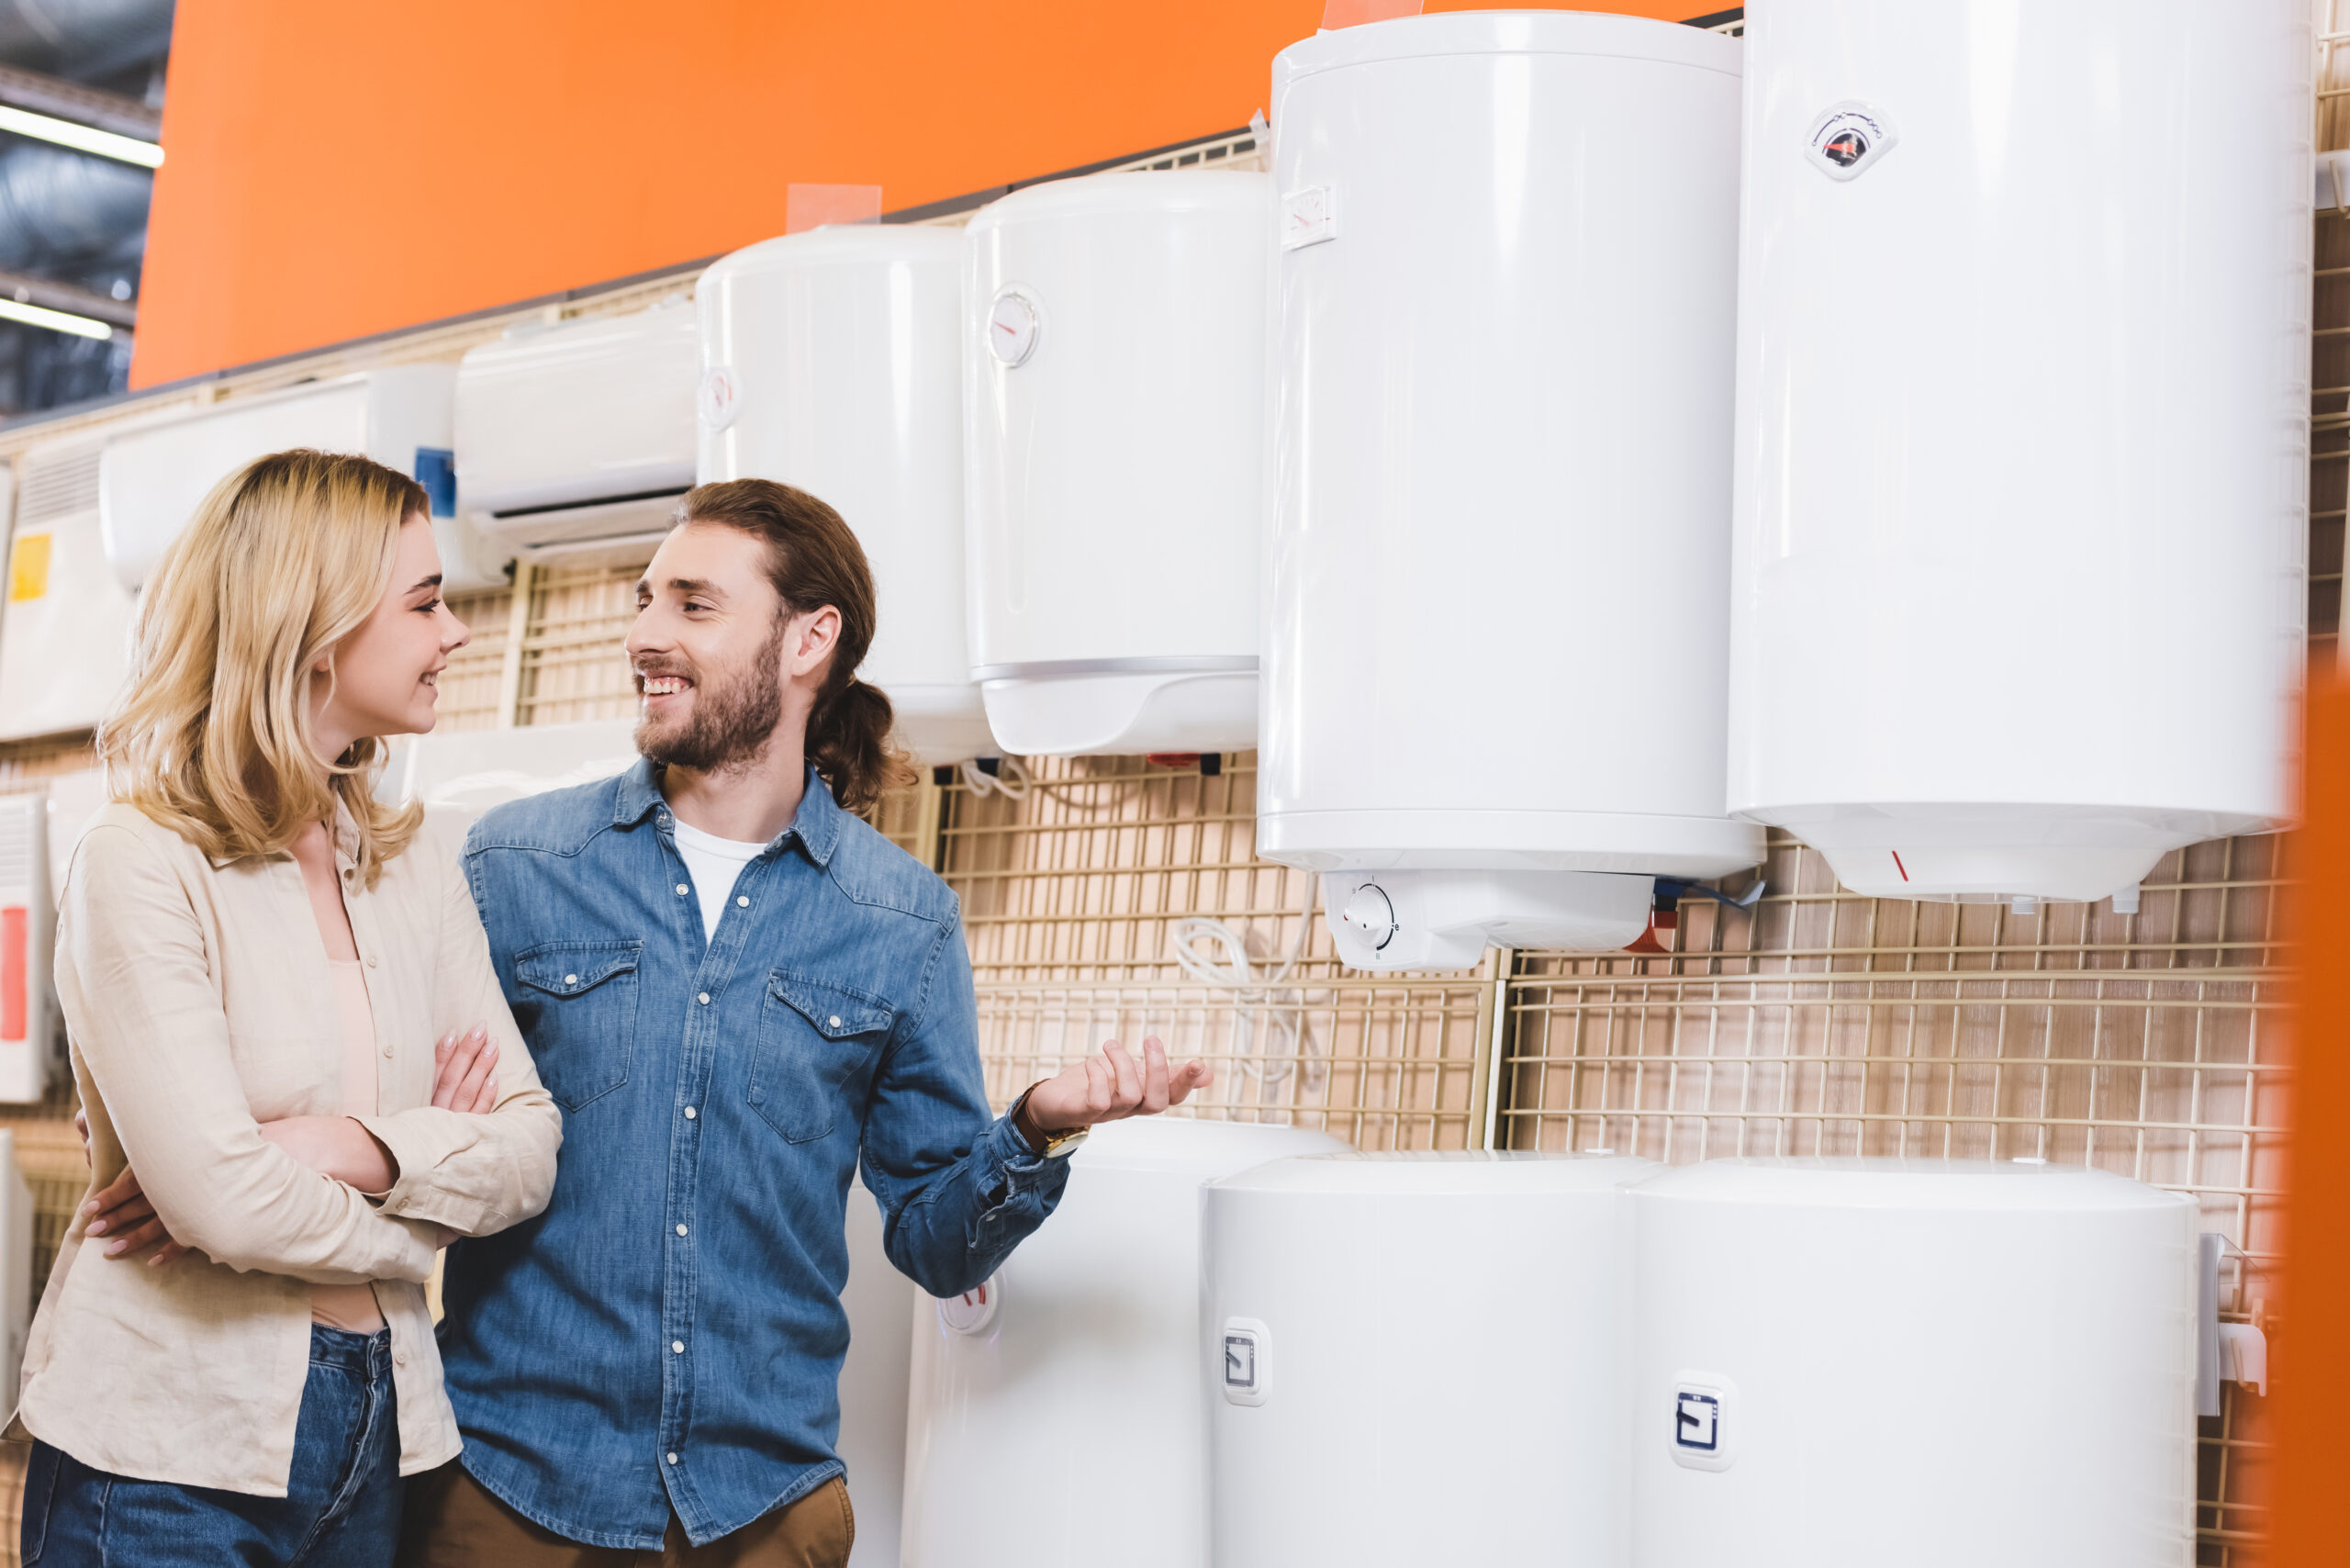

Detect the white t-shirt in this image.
[672,817,767,939]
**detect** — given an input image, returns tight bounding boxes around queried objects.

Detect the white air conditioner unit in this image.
[0,1129,31,1395]
[98,366,508,596]
[386,718,642,865]
[1,434,136,742]
[0,792,57,1104]
[454,300,699,561]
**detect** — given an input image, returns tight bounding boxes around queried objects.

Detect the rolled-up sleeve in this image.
[356,845,562,1238]
[857,914,1069,1299]
[59,825,440,1286]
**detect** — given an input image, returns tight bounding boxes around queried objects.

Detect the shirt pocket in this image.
[513,940,643,1112]
[746,971,895,1145]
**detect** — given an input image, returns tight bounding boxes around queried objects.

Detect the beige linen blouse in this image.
[8,801,564,1496]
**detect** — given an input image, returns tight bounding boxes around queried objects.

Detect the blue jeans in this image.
[22,1324,403,1567]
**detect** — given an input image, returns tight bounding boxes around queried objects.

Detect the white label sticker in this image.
[1221,1316,1270,1405]
[1281,185,1337,251]
[1804,100,1900,182]
[1670,1371,1739,1471]
[698,364,740,431]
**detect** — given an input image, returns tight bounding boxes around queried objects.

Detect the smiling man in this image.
[400,480,1212,1566]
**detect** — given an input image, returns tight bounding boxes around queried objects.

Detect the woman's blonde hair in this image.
[102,449,431,886]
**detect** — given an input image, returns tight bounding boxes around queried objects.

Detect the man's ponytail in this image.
[677,479,920,815]
[806,676,917,814]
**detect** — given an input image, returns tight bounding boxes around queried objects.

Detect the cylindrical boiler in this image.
[1205,1152,1658,1568]
[1259,14,1764,973]
[1630,1159,2198,1567]
[900,1115,1344,1568]
[698,226,996,766]
[963,171,1270,757]
[1726,0,2311,902]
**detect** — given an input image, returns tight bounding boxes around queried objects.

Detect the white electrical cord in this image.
[1169,884,1322,1092]
[958,755,1034,800]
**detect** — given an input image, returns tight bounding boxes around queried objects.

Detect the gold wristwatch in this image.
[1013,1085,1091,1159]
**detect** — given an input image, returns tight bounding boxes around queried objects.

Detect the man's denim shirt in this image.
[438,761,1068,1550]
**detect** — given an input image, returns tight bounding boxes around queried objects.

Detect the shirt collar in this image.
[616,757,844,869]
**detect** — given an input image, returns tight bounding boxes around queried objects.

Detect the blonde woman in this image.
[8,451,563,1567]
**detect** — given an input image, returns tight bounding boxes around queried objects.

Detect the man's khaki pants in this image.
[396,1462,854,1568]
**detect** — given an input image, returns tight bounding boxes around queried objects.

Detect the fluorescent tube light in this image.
[0,297,113,340]
[0,104,162,168]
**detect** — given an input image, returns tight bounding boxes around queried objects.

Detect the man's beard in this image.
[633,618,786,774]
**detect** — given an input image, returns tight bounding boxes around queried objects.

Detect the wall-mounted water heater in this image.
[698,227,995,766]
[99,366,500,594]
[964,171,1271,757]
[901,1115,1343,1568]
[1257,12,1763,971]
[1629,1159,2197,1566]
[453,299,699,572]
[1206,1152,1658,1567]
[1726,0,2311,903]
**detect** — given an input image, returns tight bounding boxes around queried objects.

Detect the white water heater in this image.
[964,171,1270,757]
[839,1171,913,1568]
[901,1115,1343,1568]
[1726,0,2311,903]
[1630,1159,2198,1567]
[1259,13,1763,972]
[454,300,700,565]
[99,367,504,594]
[1205,1152,1657,1568]
[698,227,995,767]
[1,434,130,742]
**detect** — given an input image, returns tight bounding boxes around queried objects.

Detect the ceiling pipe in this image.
[0,0,173,82]
[0,139,150,271]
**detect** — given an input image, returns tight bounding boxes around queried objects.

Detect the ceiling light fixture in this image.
[0,297,114,340]
[0,104,162,168]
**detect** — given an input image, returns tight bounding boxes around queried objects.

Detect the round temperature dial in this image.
[937,1274,1002,1335]
[986,288,1040,367]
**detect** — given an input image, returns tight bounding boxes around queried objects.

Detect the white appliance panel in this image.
[1630,1159,2198,1567]
[1,438,133,742]
[698,227,993,767]
[900,1116,1344,1568]
[1259,13,1762,968]
[964,171,1270,756]
[1727,0,2311,901]
[456,302,700,549]
[1206,1153,1657,1567]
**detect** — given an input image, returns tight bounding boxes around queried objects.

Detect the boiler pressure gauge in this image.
[987,287,1040,367]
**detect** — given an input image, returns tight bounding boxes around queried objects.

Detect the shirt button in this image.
[365,956,377,969]
[565,973,578,986]
[672,1339,685,1354]
[698,992,711,1005]
[677,883,689,896]
[683,1106,697,1120]
[829,1015,842,1028]
[394,1350,407,1367]
[736,895,749,908]
[382,1045,394,1058]
[676,1224,688,1237]
[667,1452,679,1465]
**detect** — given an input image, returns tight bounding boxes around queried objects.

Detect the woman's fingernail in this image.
[105,1241,125,1256]
[85,1220,105,1236]
[80,1201,95,1215]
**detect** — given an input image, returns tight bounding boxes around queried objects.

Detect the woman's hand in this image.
[432,1025,499,1113]
[84,1166,188,1267]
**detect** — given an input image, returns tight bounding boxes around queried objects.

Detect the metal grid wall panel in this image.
[940,755,1491,1149]
[434,586,513,732]
[517,558,653,726]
